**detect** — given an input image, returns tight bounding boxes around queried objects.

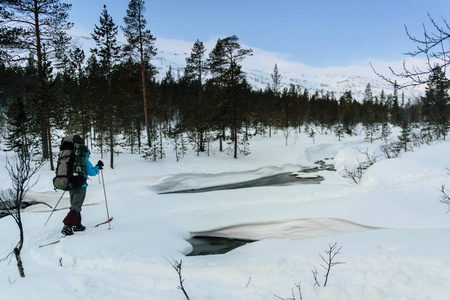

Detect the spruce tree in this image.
[271,64,282,96]
[3,98,31,151]
[184,40,208,153]
[91,5,121,168]
[423,65,450,139]
[363,83,373,103]
[113,57,142,153]
[362,83,378,143]
[398,120,412,152]
[161,65,176,131]
[85,54,108,154]
[390,82,403,126]
[67,47,89,140]
[338,91,354,135]
[208,35,252,159]
[208,38,228,150]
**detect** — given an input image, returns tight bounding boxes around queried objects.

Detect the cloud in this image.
[155,38,194,55]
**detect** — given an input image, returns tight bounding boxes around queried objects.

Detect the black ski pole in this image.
[44,191,65,226]
[100,169,111,229]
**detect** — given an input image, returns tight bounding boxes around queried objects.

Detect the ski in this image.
[94,217,113,227]
[39,218,113,248]
[39,239,62,248]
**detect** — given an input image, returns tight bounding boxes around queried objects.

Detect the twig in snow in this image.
[165,257,190,300]
[439,182,450,213]
[246,276,252,288]
[319,243,345,287]
[311,266,320,287]
[274,281,303,300]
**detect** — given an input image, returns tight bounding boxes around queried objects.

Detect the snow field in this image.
[1,130,450,299]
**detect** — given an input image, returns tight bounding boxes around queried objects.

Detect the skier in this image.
[61,145,104,236]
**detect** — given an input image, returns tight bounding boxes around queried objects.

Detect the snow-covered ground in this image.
[1,129,450,299]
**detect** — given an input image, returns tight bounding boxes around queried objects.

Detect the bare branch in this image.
[295,282,303,300]
[311,266,321,287]
[372,14,450,88]
[0,143,42,277]
[320,243,345,287]
[165,257,191,300]
[439,182,450,212]
[274,281,303,300]
[342,162,364,185]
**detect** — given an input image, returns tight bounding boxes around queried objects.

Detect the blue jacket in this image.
[83,153,100,187]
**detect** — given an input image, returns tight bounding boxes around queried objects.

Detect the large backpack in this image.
[53,135,89,191]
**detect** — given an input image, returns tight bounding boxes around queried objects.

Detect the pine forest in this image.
[1,1,449,169]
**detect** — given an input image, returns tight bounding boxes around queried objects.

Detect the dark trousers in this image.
[63,187,86,226]
[69,187,86,213]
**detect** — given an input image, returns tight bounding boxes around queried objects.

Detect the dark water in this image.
[187,236,255,256]
[160,170,327,195]
[0,200,48,219]
[183,161,335,255]
[160,159,334,195]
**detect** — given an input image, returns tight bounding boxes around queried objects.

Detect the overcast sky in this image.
[65,0,450,79]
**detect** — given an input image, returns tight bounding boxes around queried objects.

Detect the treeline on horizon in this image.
[1,0,448,169]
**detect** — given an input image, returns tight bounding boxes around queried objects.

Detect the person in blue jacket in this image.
[62,143,104,236]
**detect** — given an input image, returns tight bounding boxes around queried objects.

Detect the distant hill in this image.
[153,49,423,102]
[74,34,423,102]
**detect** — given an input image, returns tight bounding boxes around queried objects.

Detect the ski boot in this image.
[61,225,74,236]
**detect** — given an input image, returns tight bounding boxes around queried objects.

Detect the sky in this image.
[65,0,450,79]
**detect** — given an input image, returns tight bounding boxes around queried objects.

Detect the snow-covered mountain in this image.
[73,34,423,102]
[152,49,423,102]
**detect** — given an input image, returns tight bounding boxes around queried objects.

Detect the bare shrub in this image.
[342,147,380,184]
[0,143,42,277]
[318,243,345,287]
[275,282,303,300]
[166,257,191,300]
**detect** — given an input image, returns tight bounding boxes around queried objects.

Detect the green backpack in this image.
[53,135,89,191]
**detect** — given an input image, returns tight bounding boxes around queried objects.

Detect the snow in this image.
[1,130,450,299]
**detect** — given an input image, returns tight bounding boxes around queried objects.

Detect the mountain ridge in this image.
[74,34,423,102]
[153,49,423,102]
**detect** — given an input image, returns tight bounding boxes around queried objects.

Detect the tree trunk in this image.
[14,248,25,278]
[199,131,204,152]
[220,128,225,152]
[46,113,54,170]
[107,67,114,169]
[14,215,25,277]
[137,123,141,154]
[233,104,238,159]
[141,53,151,147]
[40,124,48,159]
[233,126,238,159]
[34,3,50,161]
[109,123,114,169]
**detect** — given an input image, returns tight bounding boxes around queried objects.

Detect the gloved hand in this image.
[97,160,104,170]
